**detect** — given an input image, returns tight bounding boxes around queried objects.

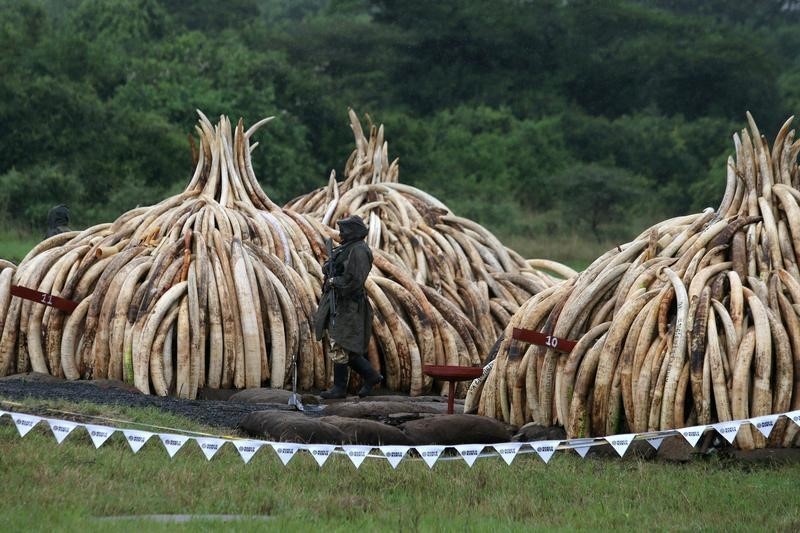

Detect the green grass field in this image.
[1,398,799,531]
[0,229,38,264]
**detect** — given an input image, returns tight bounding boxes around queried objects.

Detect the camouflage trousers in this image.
[324,333,350,364]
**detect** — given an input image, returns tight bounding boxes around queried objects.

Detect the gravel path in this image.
[0,375,296,430]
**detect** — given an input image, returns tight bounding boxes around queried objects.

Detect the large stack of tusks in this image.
[467,113,800,449]
[286,109,575,352]
[0,112,334,398]
[0,111,566,399]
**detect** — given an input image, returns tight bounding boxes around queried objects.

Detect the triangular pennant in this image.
[159,433,190,458]
[85,424,115,448]
[492,443,523,465]
[271,442,301,466]
[678,425,707,447]
[567,438,594,458]
[415,445,446,468]
[13,414,41,437]
[574,445,591,458]
[786,410,800,428]
[454,444,484,467]
[122,430,154,453]
[533,440,560,464]
[750,414,779,438]
[606,433,637,457]
[342,445,372,468]
[647,437,664,450]
[380,446,409,469]
[306,445,336,467]
[196,438,227,460]
[711,421,741,444]
[234,440,265,464]
[47,419,78,444]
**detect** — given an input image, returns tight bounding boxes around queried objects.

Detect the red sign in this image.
[512,327,576,353]
[10,285,79,313]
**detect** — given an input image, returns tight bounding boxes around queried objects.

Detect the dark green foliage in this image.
[553,163,653,241]
[2,0,800,241]
[0,166,84,230]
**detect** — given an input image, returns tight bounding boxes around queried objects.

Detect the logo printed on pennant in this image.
[533,440,560,464]
[380,446,409,469]
[647,437,664,450]
[711,421,741,444]
[454,444,484,467]
[234,440,265,464]
[196,438,227,461]
[122,430,154,453]
[492,443,523,465]
[13,414,41,437]
[159,433,190,458]
[678,425,707,447]
[47,419,78,444]
[271,442,300,466]
[786,410,800,427]
[306,445,336,467]
[606,433,637,457]
[750,415,779,438]
[342,445,372,469]
[415,445,445,468]
[85,424,115,448]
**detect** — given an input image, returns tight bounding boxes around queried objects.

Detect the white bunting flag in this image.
[574,445,591,458]
[606,433,637,458]
[646,437,664,450]
[25,409,800,470]
[533,440,560,464]
[196,438,227,461]
[568,439,594,458]
[786,410,800,428]
[711,421,741,444]
[0,410,6,418]
[454,444,484,467]
[47,419,78,444]
[13,414,41,437]
[85,424,115,448]
[342,445,372,469]
[234,440,265,464]
[678,425,707,447]
[306,445,336,467]
[271,442,301,466]
[415,445,445,468]
[122,430,154,453]
[159,433,190,458]
[493,442,523,465]
[380,446,409,469]
[750,415,779,438]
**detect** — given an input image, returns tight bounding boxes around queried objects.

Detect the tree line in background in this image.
[2,0,800,247]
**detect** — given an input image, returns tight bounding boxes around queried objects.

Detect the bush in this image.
[551,162,655,242]
[0,165,85,231]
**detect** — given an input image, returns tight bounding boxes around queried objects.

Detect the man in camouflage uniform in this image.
[314,215,382,399]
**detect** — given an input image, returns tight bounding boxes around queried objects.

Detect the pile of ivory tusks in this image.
[287,110,574,356]
[467,113,800,449]
[0,110,568,399]
[0,112,336,398]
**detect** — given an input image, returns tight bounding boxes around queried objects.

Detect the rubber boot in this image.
[349,355,383,397]
[320,363,349,399]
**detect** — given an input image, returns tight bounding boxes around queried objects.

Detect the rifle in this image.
[324,237,337,328]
